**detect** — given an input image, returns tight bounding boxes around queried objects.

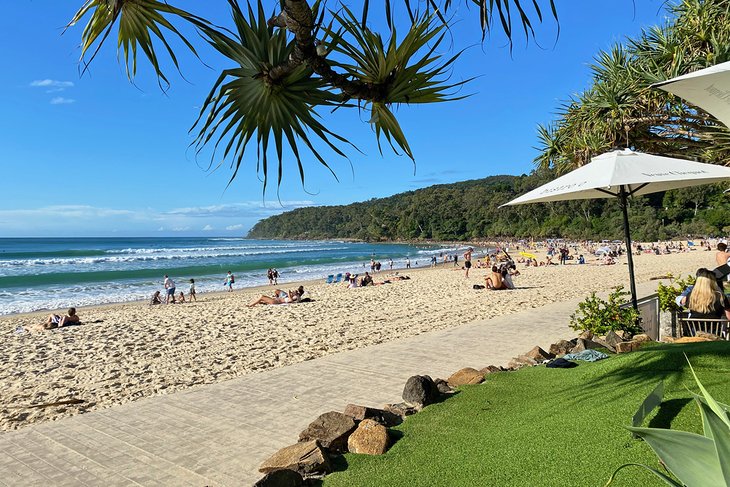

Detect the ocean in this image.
[0,237,461,315]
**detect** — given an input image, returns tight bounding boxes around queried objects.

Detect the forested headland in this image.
[247,173,730,242]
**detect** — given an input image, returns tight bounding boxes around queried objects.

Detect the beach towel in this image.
[545,358,578,368]
[562,349,609,362]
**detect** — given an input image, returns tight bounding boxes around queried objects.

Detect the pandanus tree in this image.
[534,0,730,174]
[66,0,557,191]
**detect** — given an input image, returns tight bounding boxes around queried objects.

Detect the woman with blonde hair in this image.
[683,268,730,319]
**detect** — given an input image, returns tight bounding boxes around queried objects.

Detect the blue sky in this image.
[0,1,669,236]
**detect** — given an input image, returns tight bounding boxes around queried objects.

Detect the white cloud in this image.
[30,79,74,88]
[226,224,244,231]
[167,201,315,218]
[171,226,191,232]
[202,224,214,231]
[50,97,75,105]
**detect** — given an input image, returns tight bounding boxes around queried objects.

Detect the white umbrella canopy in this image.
[505,148,730,205]
[653,61,730,127]
[503,148,730,308]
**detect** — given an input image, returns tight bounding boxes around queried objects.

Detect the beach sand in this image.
[0,249,714,431]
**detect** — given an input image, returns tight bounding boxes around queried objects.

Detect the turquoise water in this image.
[0,238,458,314]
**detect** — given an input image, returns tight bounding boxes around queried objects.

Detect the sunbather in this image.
[43,307,80,329]
[248,286,304,307]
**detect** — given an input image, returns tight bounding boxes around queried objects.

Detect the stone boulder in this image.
[570,338,605,354]
[298,412,356,452]
[447,367,485,387]
[434,378,454,394]
[694,331,722,341]
[605,330,625,348]
[591,336,616,353]
[615,341,640,353]
[383,402,418,421]
[259,440,331,475]
[674,336,715,343]
[402,375,440,409]
[578,330,594,340]
[343,404,402,427]
[633,333,653,342]
[347,419,389,455]
[253,469,303,487]
[524,346,554,362]
[549,340,574,356]
[479,365,503,374]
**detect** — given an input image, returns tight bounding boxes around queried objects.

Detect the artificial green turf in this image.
[321,342,730,487]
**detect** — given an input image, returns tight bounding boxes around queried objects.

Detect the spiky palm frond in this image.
[326,8,470,159]
[191,0,353,192]
[67,0,212,87]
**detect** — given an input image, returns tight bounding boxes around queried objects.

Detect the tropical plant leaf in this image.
[326,8,471,160]
[687,356,730,430]
[632,381,664,429]
[696,399,730,484]
[603,463,683,487]
[625,426,725,486]
[191,0,354,192]
[66,0,212,87]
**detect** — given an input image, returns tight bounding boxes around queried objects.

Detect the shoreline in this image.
[0,249,714,431]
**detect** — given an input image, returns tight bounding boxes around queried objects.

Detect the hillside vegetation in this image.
[247,172,730,241]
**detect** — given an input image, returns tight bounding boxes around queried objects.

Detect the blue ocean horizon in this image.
[0,237,460,315]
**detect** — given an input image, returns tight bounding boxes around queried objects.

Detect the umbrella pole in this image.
[619,186,638,309]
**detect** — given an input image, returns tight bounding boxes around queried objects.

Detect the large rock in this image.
[694,331,722,341]
[434,378,454,394]
[578,330,594,341]
[615,341,640,353]
[524,346,554,362]
[633,333,653,343]
[592,336,616,353]
[383,402,417,421]
[605,330,625,348]
[402,375,440,408]
[344,404,402,427]
[347,419,389,455]
[447,367,485,387]
[549,340,574,356]
[479,365,503,374]
[298,411,356,452]
[674,336,715,343]
[259,440,331,475]
[570,338,605,354]
[253,469,303,487]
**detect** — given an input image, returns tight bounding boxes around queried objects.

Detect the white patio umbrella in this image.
[502,148,730,308]
[653,61,730,127]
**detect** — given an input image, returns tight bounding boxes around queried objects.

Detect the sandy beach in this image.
[0,248,715,431]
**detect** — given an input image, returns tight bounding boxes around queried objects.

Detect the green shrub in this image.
[570,286,642,335]
[656,274,695,313]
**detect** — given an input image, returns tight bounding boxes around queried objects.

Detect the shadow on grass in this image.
[647,398,692,429]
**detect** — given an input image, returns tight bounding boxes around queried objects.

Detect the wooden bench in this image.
[678,317,729,340]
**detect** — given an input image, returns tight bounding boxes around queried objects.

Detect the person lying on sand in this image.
[37,308,80,330]
[248,286,304,307]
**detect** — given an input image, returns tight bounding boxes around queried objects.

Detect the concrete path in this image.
[0,282,658,486]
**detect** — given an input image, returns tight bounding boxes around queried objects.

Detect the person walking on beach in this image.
[225,271,235,292]
[463,248,473,278]
[188,279,197,301]
[163,275,176,304]
[267,268,274,285]
[453,253,459,267]
[406,257,411,269]
[389,258,393,270]
[273,269,279,284]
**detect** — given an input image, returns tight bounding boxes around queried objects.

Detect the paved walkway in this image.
[0,282,659,486]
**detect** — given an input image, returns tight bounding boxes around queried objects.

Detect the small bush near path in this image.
[321,342,730,487]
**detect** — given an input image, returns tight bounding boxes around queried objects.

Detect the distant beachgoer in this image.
[389,259,393,270]
[485,266,507,290]
[406,257,411,269]
[225,271,235,292]
[273,269,279,285]
[44,308,80,329]
[464,248,473,278]
[267,268,275,285]
[188,279,197,301]
[178,291,186,303]
[248,285,303,307]
[453,254,459,267]
[577,255,585,264]
[376,261,381,272]
[163,275,176,304]
[151,291,163,305]
[361,272,374,286]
